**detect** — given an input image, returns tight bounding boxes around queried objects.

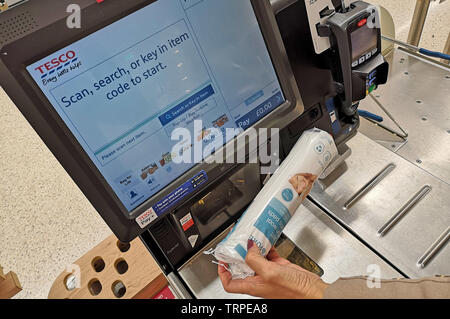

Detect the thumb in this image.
[245,240,270,275]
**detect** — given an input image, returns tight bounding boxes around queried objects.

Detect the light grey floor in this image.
[0,0,449,299]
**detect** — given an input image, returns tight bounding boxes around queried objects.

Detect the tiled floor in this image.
[373,0,450,51]
[0,88,111,299]
[0,0,449,299]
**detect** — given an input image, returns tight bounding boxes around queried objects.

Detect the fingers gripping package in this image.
[211,128,338,279]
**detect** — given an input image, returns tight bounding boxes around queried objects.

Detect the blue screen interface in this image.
[27,0,285,212]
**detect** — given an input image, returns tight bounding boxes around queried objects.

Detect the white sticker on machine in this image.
[188,235,199,248]
[135,207,158,229]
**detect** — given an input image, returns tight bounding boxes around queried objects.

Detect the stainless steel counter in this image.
[178,197,402,299]
[311,132,450,278]
[177,49,450,300]
[359,49,450,184]
[178,227,257,299]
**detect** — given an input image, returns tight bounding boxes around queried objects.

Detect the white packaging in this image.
[211,128,338,279]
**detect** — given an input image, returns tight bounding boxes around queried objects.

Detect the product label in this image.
[282,188,294,202]
[234,244,247,259]
[253,198,291,246]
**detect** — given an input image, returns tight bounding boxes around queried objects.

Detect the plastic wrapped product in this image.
[211,128,338,279]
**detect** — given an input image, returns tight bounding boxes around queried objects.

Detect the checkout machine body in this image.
[0,0,388,298]
[142,0,389,291]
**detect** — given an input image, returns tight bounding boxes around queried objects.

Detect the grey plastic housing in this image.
[321,1,386,115]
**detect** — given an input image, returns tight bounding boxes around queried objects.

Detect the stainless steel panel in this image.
[176,49,450,298]
[167,272,194,299]
[343,163,396,210]
[358,49,450,184]
[311,132,450,278]
[417,227,450,269]
[178,227,258,299]
[377,185,432,237]
[283,200,402,283]
[178,198,401,299]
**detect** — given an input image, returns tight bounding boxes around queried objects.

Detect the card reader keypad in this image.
[353,47,378,69]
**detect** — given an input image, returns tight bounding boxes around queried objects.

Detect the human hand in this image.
[218,240,328,299]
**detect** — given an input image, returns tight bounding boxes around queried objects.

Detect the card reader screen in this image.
[26,0,285,212]
[351,24,378,62]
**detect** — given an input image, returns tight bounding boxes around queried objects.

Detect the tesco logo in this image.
[35,51,77,74]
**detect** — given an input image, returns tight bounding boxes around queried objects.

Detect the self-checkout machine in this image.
[1,0,448,299]
[280,0,450,290]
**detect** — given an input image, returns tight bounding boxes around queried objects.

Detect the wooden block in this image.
[48,234,165,299]
[132,273,167,299]
[0,272,22,299]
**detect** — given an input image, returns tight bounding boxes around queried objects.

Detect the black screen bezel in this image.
[0,0,303,241]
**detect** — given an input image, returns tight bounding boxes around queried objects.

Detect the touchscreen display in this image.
[351,24,378,61]
[26,0,285,212]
